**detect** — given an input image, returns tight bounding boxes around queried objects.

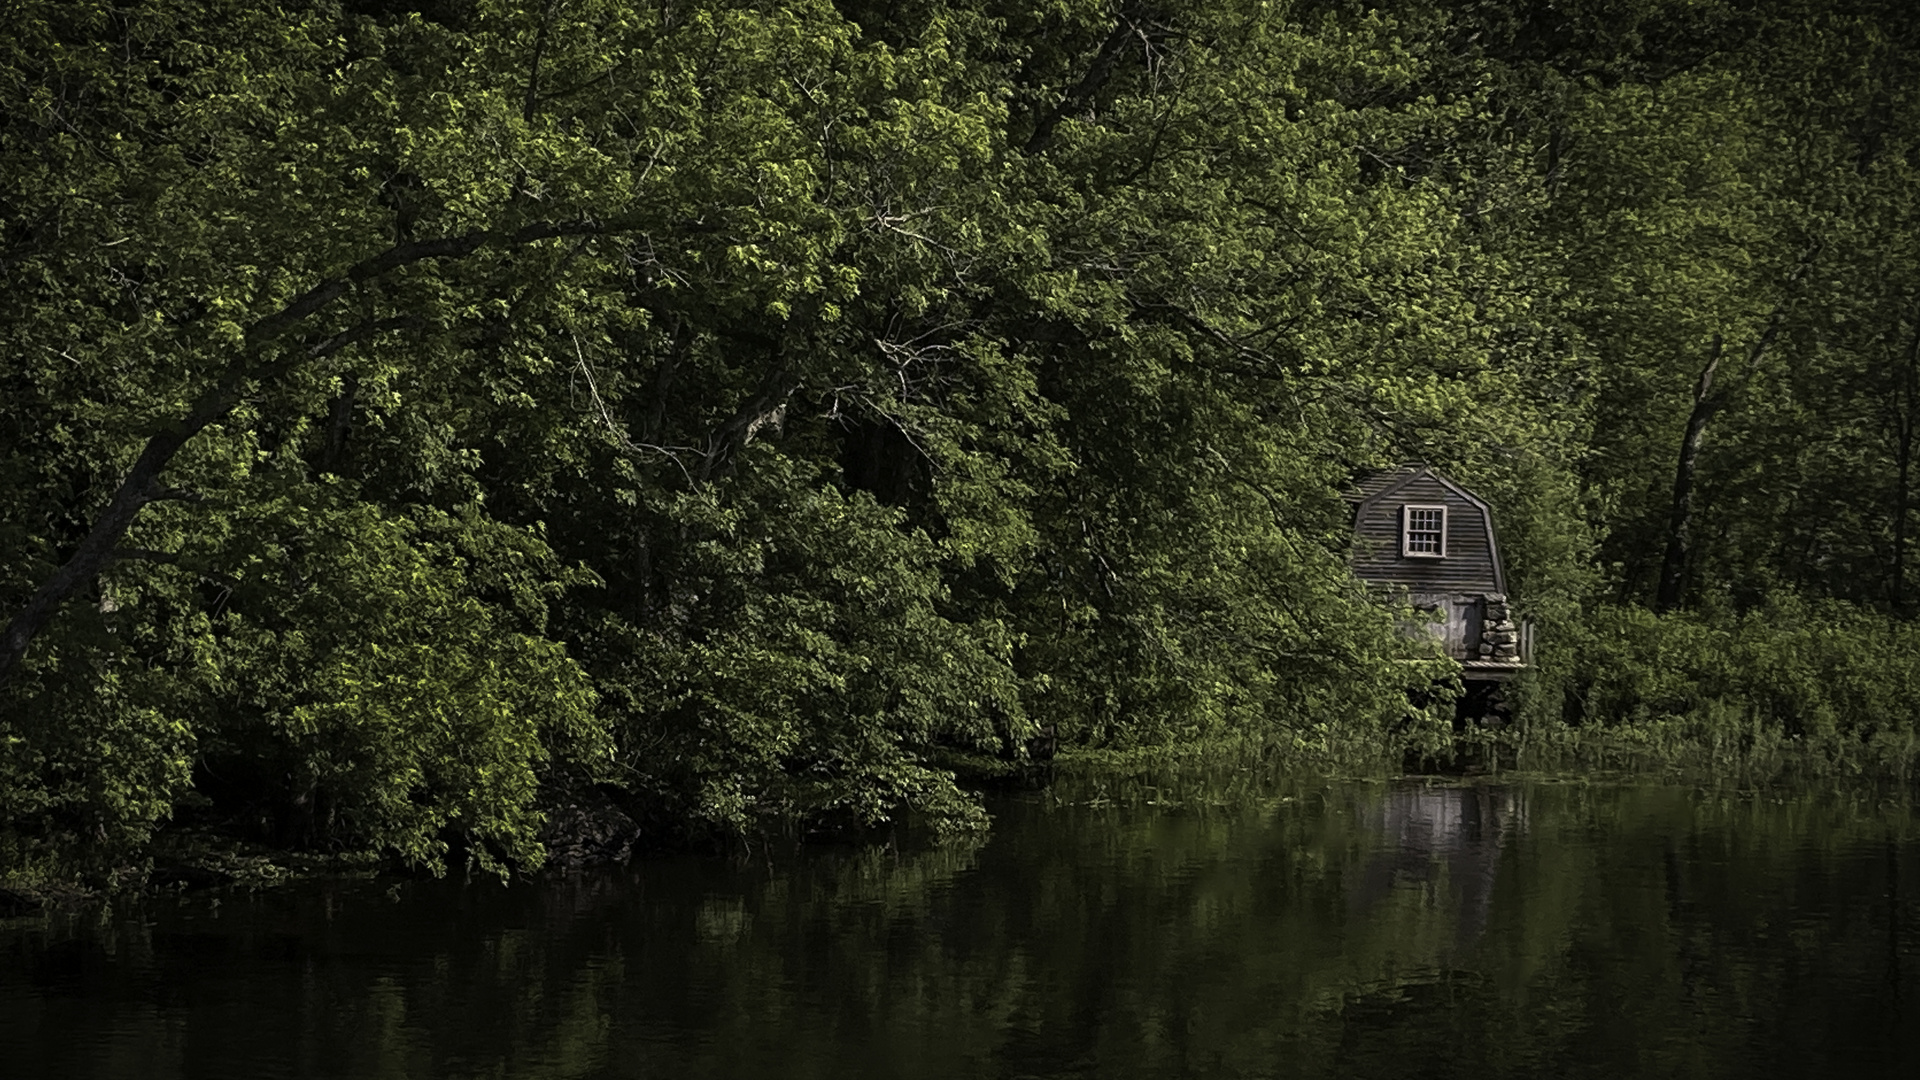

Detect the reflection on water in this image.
[4,779,1919,1079]
[1354,784,1524,952]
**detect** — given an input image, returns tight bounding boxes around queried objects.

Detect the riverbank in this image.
[10,727,1917,919]
[8,777,1919,1080]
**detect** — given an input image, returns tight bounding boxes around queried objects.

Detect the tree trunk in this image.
[1651,250,1815,613]
[1655,336,1725,612]
[1897,434,1912,613]
[0,424,200,688]
[1891,323,1920,614]
[1,322,404,688]
[0,221,604,689]
[1023,6,1155,155]
[317,374,360,476]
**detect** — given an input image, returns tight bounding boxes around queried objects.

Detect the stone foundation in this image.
[1476,592,1521,662]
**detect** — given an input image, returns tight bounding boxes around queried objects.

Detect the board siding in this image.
[1350,475,1501,594]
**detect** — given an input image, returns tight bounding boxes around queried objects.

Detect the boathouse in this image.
[1346,465,1531,680]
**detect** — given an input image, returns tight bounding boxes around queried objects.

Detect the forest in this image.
[4,0,1920,883]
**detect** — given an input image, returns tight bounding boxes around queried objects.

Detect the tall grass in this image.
[1504,596,1920,781]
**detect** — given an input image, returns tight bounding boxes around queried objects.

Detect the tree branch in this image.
[248,220,609,348]
[0,220,608,688]
[1025,8,1153,155]
[524,0,562,125]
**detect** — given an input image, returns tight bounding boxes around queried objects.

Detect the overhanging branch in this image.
[0,218,615,688]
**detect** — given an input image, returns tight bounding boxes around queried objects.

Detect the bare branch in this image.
[570,334,698,487]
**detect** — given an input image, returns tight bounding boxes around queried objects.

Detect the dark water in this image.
[5,777,1920,1079]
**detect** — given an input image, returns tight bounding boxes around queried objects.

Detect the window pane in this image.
[1406,507,1443,554]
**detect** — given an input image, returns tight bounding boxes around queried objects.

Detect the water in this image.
[4,777,1919,1079]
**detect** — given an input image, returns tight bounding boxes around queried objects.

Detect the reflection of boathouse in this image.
[1352,783,1526,949]
[1346,466,1532,681]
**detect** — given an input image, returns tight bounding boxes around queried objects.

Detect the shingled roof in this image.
[1342,464,1424,504]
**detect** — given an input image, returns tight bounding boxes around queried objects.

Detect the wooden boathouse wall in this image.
[1347,466,1529,679]
[1350,470,1506,597]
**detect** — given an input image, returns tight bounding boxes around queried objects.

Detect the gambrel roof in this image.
[1345,464,1508,596]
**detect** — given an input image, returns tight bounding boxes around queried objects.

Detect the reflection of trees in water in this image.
[1351,783,1525,953]
[6,785,1920,1079]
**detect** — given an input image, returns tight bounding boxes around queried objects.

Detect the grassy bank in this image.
[1500,597,1920,781]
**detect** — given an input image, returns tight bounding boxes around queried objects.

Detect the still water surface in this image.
[4,777,1919,1079]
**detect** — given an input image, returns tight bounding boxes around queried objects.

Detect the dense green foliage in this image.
[4,0,1920,875]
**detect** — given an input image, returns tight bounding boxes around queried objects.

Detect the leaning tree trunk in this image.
[1655,337,1726,612]
[1652,253,1816,613]
[1891,323,1920,615]
[0,321,411,689]
[0,221,605,690]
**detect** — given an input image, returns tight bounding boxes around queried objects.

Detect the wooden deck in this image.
[1460,658,1528,682]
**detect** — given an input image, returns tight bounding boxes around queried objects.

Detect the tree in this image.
[0,0,1620,870]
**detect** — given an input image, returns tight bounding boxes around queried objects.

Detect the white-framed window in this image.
[1402,504,1447,557]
